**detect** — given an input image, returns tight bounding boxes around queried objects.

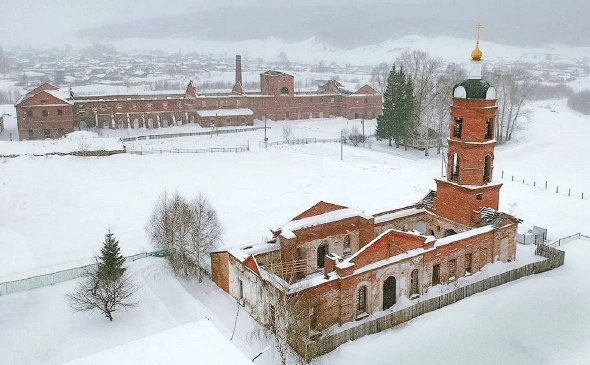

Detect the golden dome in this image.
[471,42,483,61]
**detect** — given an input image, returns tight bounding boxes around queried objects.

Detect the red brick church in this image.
[14,55,381,140]
[210,41,519,354]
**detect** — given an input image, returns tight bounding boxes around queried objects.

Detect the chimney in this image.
[235,55,242,86]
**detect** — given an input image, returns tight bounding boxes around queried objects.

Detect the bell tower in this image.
[433,25,503,227]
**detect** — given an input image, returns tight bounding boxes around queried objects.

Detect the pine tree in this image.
[376,65,415,146]
[97,229,126,281]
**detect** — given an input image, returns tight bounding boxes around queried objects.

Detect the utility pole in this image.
[264,117,268,148]
[340,132,344,161]
[361,117,365,139]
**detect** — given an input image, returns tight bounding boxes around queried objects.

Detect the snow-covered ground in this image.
[0,241,587,365]
[61,319,253,365]
[0,99,588,282]
[0,131,123,156]
[0,94,589,364]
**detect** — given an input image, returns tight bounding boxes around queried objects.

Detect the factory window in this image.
[57,109,64,116]
[42,110,48,117]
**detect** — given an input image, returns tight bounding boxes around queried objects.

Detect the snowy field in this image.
[1,96,590,364]
[0,99,588,281]
[110,35,590,65]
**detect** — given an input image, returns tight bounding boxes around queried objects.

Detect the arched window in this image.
[317,242,328,268]
[451,153,459,182]
[410,269,419,296]
[415,220,426,234]
[343,235,351,256]
[485,118,493,139]
[444,229,457,237]
[383,277,397,310]
[483,155,491,183]
[280,87,289,95]
[357,286,367,315]
[453,118,463,138]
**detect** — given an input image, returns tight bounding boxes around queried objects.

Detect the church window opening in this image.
[444,229,457,237]
[410,269,419,296]
[485,118,493,139]
[356,286,367,315]
[451,153,459,182]
[317,242,328,268]
[465,253,473,274]
[432,264,440,285]
[449,259,457,280]
[483,155,491,183]
[309,306,318,330]
[42,109,48,117]
[343,235,351,256]
[454,118,463,138]
[237,279,243,300]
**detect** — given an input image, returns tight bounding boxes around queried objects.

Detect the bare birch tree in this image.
[146,191,223,281]
[369,62,391,94]
[485,65,537,142]
[249,284,312,365]
[397,50,445,139]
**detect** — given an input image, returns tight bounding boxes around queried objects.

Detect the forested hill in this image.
[76,0,589,48]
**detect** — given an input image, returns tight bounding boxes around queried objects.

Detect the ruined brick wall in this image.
[210,251,230,293]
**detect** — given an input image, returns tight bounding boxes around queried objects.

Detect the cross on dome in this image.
[471,23,484,61]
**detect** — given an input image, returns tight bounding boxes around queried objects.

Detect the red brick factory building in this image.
[14,55,382,140]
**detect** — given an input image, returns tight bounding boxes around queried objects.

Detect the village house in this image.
[14,55,382,141]
[210,42,520,358]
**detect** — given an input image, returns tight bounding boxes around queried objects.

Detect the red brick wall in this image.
[210,251,230,293]
[261,74,295,97]
[17,91,74,140]
[434,179,502,226]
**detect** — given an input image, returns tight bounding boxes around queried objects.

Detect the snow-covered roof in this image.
[261,70,292,77]
[276,208,372,238]
[46,89,74,105]
[196,108,254,117]
[434,225,494,248]
[59,319,252,365]
[374,207,425,224]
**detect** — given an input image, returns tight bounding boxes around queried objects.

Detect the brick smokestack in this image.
[235,55,242,86]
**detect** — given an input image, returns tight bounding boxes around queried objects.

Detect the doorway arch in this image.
[382,276,397,310]
[317,242,328,268]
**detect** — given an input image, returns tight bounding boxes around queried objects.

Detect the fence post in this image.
[556,186,559,194]
[545,181,548,190]
[501,170,504,179]
[511,176,514,181]
[568,189,571,197]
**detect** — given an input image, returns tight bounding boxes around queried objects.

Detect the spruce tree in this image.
[97,229,126,281]
[376,65,415,146]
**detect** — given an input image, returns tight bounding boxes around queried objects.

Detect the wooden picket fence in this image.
[303,244,565,361]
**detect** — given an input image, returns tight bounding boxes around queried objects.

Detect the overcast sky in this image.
[0,0,440,47]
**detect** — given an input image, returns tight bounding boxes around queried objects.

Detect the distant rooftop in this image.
[261,70,292,77]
